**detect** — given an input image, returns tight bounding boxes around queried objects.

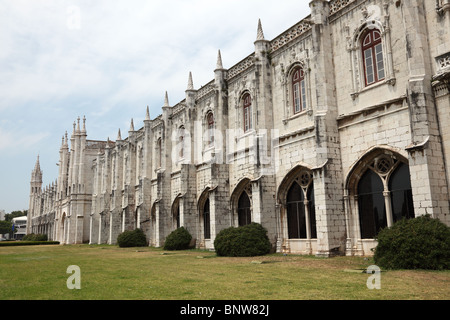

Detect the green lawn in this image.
[0,244,449,300]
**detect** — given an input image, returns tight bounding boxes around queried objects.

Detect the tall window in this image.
[238,191,251,226]
[362,29,385,86]
[243,93,252,132]
[156,138,162,169]
[292,68,307,114]
[203,198,211,239]
[357,169,386,239]
[286,172,316,239]
[389,163,415,222]
[178,126,185,159]
[173,199,180,229]
[207,112,214,146]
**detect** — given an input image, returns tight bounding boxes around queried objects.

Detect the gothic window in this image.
[362,29,385,86]
[287,182,306,238]
[292,67,307,114]
[173,199,180,229]
[178,126,185,160]
[206,112,214,147]
[356,156,415,239]
[238,191,251,226]
[389,163,415,222]
[286,172,316,239]
[357,169,386,239]
[203,198,211,239]
[156,138,162,169]
[243,93,252,133]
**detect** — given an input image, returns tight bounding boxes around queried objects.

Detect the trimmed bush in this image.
[214,223,272,257]
[0,241,60,247]
[373,215,450,270]
[117,228,147,248]
[164,227,192,250]
[22,233,48,241]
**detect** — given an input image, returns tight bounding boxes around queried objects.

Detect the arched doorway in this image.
[238,191,251,226]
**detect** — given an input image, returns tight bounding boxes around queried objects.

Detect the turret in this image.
[185,72,197,108]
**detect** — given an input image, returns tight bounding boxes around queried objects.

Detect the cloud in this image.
[0,126,49,154]
[0,0,310,212]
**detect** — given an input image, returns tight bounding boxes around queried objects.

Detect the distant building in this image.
[12,216,27,240]
[0,209,5,221]
[28,0,450,256]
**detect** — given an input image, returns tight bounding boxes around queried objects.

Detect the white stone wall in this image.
[29,0,450,256]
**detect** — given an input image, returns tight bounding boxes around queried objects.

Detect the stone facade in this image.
[28,0,450,256]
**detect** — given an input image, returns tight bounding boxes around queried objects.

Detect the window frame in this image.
[292,67,307,114]
[361,29,385,87]
[242,93,252,133]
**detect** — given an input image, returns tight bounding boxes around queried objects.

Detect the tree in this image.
[0,220,13,235]
[5,210,27,222]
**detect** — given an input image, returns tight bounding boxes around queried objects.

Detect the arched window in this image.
[357,169,386,239]
[203,198,211,239]
[389,163,415,222]
[243,93,252,133]
[292,68,306,114]
[173,198,180,229]
[178,126,185,159]
[207,112,214,146]
[238,191,251,226]
[156,138,162,169]
[356,155,415,239]
[286,174,316,239]
[362,29,385,86]
[287,182,306,238]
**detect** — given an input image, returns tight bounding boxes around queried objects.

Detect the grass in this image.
[0,244,449,300]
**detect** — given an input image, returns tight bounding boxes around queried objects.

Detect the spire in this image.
[76,116,81,133]
[129,118,134,132]
[163,91,170,107]
[145,106,150,121]
[216,49,224,70]
[81,115,86,134]
[32,155,43,183]
[187,72,194,90]
[117,128,122,141]
[34,155,41,172]
[64,131,68,146]
[256,19,265,41]
[72,121,76,137]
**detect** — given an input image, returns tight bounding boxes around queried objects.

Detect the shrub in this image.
[22,233,48,241]
[0,241,59,247]
[373,215,450,270]
[117,228,147,248]
[164,227,192,250]
[214,223,272,257]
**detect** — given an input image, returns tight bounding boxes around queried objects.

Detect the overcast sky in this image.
[0,0,311,213]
